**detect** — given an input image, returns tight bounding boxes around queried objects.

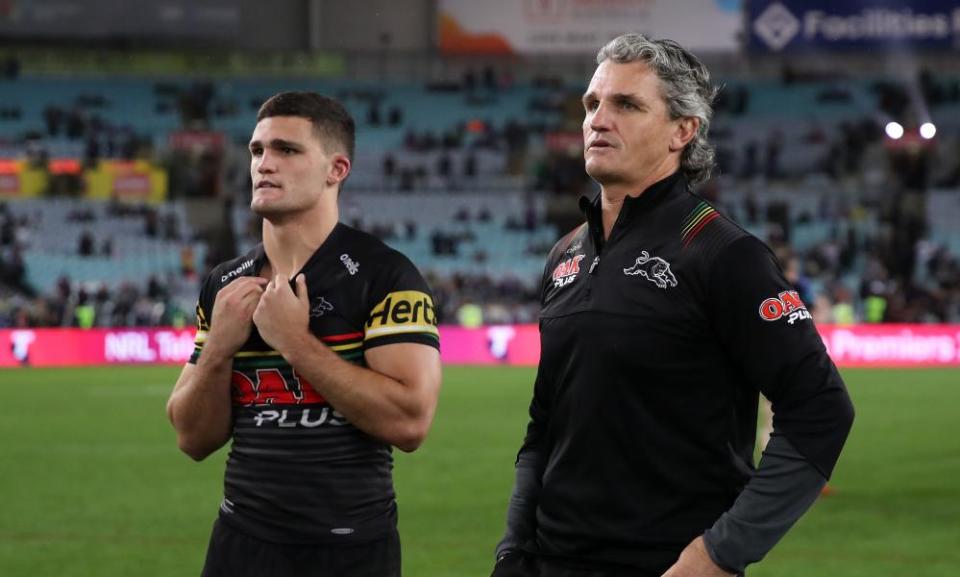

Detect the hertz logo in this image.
[365,291,439,339]
[195,305,210,340]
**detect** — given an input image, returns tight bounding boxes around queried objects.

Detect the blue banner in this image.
[748,1,960,52]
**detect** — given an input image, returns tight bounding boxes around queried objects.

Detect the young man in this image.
[492,35,854,577]
[167,92,441,577]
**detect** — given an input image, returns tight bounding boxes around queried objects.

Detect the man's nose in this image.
[589,104,611,132]
[256,151,276,173]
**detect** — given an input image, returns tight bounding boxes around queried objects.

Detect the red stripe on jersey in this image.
[320,332,364,343]
[682,211,720,248]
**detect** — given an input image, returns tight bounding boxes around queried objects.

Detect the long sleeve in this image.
[708,236,855,478]
[495,370,550,559]
[703,434,826,574]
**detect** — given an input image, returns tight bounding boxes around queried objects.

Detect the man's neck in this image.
[599,162,679,240]
[261,204,339,280]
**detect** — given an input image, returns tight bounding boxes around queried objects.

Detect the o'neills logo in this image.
[340,253,359,275]
[759,290,811,325]
[365,290,439,339]
[552,255,585,288]
[221,259,255,283]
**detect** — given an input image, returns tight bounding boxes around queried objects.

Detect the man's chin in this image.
[584,165,621,185]
[251,202,285,220]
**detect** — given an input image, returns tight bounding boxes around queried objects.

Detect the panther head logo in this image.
[310,296,335,318]
[623,251,678,289]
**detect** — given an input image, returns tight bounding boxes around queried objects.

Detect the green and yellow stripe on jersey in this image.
[231,332,366,369]
[681,201,720,248]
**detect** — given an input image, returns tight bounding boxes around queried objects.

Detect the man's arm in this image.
[495,423,545,561]
[701,434,828,574]
[663,435,830,577]
[166,359,233,461]
[664,236,855,577]
[288,338,440,452]
[494,241,564,571]
[166,276,267,461]
[253,274,441,452]
[493,367,550,572]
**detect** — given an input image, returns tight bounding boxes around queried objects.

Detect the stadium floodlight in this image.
[919,122,936,139]
[885,121,904,140]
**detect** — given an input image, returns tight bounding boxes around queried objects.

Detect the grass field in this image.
[1,365,958,576]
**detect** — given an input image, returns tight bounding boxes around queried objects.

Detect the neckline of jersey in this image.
[246,221,347,280]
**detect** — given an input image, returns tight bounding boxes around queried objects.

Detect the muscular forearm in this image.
[167,352,235,460]
[702,434,826,574]
[284,335,436,452]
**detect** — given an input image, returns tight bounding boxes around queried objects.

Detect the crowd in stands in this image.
[723,192,960,324]
[0,273,191,329]
[0,199,198,330]
[1,58,960,327]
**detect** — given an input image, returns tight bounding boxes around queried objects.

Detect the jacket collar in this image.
[578,171,686,244]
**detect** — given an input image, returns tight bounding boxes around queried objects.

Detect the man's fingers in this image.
[230,276,269,289]
[220,277,269,301]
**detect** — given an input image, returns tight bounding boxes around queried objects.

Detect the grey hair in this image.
[596,33,717,186]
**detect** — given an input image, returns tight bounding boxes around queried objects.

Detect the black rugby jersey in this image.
[189,222,439,544]
[516,171,853,573]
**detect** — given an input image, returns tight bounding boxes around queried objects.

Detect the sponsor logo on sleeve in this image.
[193,305,209,351]
[759,290,812,324]
[365,290,439,339]
[552,254,585,288]
[623,251,677,289]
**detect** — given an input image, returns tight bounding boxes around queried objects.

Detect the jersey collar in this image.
[247,222,347,279]
[579,171,686,243]
[244,243,269,277]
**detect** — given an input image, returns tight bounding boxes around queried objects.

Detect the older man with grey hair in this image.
[491,34,854,577]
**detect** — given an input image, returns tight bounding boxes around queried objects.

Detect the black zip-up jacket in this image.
[501,172,854,574]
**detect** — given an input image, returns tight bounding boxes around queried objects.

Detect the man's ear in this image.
[327,154,352,186]
[669,117,700,152]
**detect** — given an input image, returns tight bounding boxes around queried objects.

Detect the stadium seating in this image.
[1,67,959,324]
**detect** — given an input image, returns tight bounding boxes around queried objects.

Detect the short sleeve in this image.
[363,252,440,351]
[188,273,216,364]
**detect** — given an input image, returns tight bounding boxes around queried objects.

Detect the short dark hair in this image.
[257,92,355,161]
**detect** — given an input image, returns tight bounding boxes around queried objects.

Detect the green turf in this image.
[0,365,958,576]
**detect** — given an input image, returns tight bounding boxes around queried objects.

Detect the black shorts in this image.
[200,518,401,577]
